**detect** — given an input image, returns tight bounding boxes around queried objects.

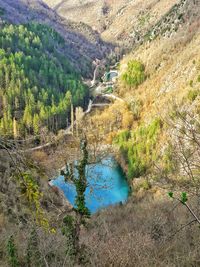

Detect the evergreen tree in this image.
[33,114,40,135]
[61,139,90,264]
[0,23,89,138]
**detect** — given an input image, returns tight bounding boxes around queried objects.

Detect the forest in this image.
[0,23,89,139]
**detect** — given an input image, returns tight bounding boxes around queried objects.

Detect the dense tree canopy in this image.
[121,60,146,88]
[115,119,162,179]
[0,23,89,138]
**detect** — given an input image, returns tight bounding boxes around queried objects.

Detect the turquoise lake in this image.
[51,157,130,213]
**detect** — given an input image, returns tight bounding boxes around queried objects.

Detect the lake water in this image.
[51,157,129,213]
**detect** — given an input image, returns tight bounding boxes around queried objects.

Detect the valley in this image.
[0,0,200,266]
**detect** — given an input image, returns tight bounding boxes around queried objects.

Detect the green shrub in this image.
[115,118,162,179]
[187,89,199,102]
[114,130,131,146]
[189,80,193,87]
[121,60,146,88]
[104,87,113,94]
[162,144,177,174]
[129,99,143,120]
[6,236,19,267]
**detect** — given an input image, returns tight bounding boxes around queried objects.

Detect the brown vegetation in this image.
[84,194,200,267]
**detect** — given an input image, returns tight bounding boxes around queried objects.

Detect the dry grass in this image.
[43,0,179,44]
[83,194,200,266]
[119,25,200,124]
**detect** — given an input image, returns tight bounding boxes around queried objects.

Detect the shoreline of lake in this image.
[50,156,130,214]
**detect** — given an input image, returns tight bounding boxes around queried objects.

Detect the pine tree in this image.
[33,114,40,135]
[23,105,32,133]
[61,139,90,264]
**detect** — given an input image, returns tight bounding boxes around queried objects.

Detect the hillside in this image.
[44,0,200,54]
[74,2,200,264]
[44,0,186,48]
[0,0,200,267]
[80,0,200,181]
[0,0,114,140]
[0,0,113,75]
[0,22,90,138]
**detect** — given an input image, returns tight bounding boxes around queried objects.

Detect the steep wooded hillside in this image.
[0,1,200,267]
[0,23,90,138]
[0,0,113,75]
[0,0,113,139]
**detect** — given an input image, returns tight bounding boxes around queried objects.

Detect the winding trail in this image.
[53,0,68,11]
[24,66,124,152]
[91,63,100,87]
[102,94,124,102]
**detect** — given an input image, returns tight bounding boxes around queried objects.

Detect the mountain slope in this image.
[43,0,180,46]
[44,0,200,50]
[0,1,200,267]
[0,0,113,75]
[76,0,200,185]
[0,22,90,138]
[0,0,113,139]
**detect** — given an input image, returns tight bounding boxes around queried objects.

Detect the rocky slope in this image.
[42,0,178,46]
[44,0,200,49]
[119,0,200,121]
